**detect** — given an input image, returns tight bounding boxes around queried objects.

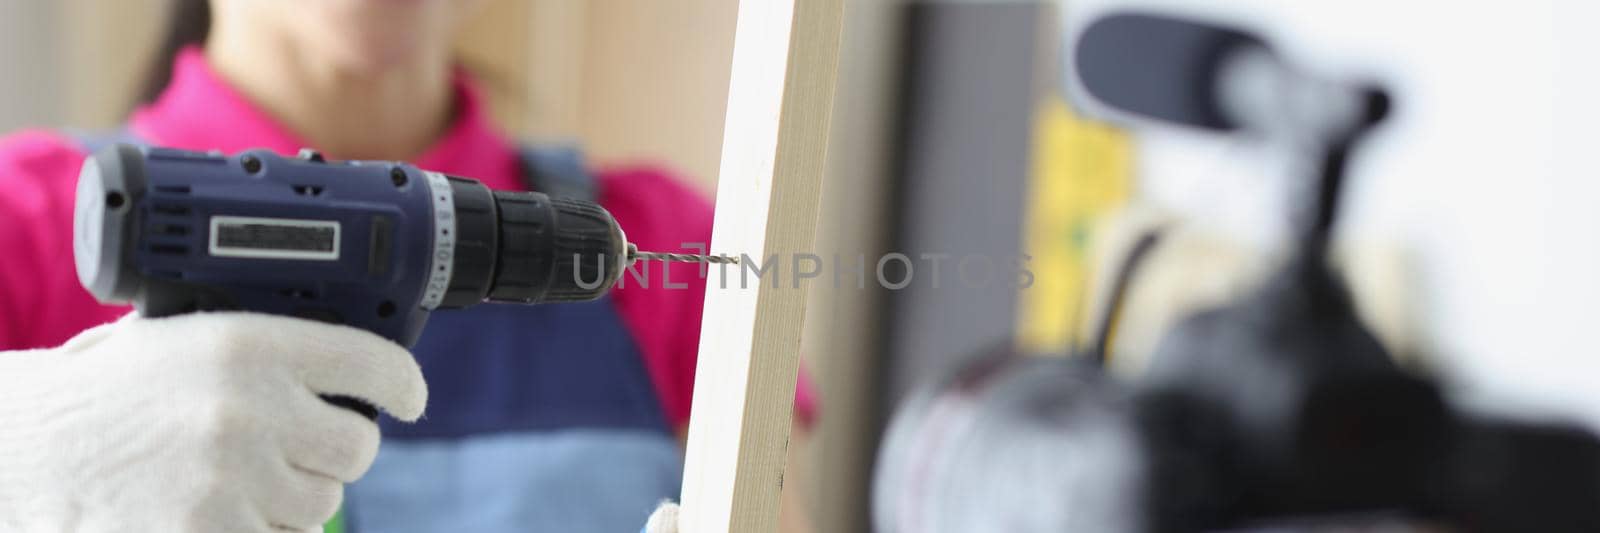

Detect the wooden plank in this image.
[677,0,845,532]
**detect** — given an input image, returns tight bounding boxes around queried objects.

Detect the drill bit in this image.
[627,244,740,265]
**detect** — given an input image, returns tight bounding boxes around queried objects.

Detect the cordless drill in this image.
[73,143,730,348]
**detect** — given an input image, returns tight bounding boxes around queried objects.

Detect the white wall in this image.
[1065,0,1600,428]
[0,1,65,131]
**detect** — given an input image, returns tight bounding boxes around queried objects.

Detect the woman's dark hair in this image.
[136,0,211,106]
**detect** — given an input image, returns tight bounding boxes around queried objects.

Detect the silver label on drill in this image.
[208,216,340,261]
[420,170,456,310]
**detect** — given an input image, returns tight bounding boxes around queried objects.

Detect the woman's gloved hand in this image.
[0,312,428,532]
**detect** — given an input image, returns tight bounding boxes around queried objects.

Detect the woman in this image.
[0,0,814,531]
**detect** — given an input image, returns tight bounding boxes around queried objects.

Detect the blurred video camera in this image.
[874,12,1600,533]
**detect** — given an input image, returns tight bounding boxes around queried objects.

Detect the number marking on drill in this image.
[419,170,456,310]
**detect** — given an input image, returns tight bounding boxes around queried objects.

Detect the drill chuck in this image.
[438,178,627,307]
[75,144,629,347]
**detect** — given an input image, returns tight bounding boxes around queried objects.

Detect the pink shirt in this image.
[0,48,813,428]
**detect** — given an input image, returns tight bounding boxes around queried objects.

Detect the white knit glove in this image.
[0,312,427,532]
[643,501,679,533]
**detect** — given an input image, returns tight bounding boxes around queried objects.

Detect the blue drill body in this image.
[75,144,631,348]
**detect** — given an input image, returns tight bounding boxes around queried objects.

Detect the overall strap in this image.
[515,144,598,202]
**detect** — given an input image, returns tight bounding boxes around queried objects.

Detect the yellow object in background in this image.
[1015,97,1133,355]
